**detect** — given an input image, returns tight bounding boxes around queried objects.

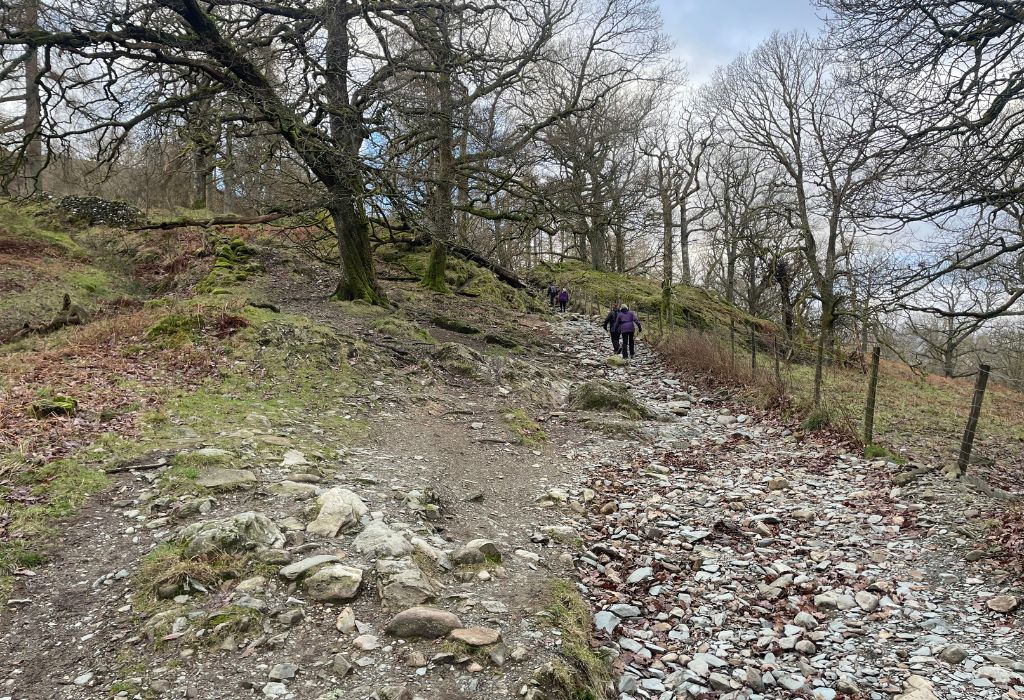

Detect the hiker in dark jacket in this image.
[613,304,641,359]
[602,305,621,354]
[557,288,569,312]
[547,283,558,308]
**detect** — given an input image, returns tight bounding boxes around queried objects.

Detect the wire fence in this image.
[565,290,1024,475]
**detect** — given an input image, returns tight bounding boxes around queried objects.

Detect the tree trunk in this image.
[660,192,674,329]
[679,214,691,286]
[329,199,383,303]
[421,7,457,292]
[325,0,385,304]
[812,292,836,409]
[223,124,237,214]
[21,0,42,192]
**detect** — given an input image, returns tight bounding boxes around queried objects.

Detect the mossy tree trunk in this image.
[325,2,385,305]
[419,5,458,293]
[423,238,449,292]
[660,190,674,330]
[812,289,836,408]
[329,201,386,304]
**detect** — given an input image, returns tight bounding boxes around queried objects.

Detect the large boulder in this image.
[431,343,488,380]
[353,521,413,558]
[385,607,463,639]
[488,356,570,407]
[307,488,368,537]
[303,564,363,603]
[176,512,284,558]
[568,381,654,420]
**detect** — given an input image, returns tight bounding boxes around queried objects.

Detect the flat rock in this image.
[195,467,257,490]
[593,611,620,634]
[626,567,653,584]
[449,627,501,646]
[268,480,318,497]
[378,560,437,608]
[987,594,1019,613]
[385,607,463,639]
[269,663,298,680]
[895,675,939,700]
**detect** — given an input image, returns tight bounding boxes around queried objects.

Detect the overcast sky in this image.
[657,0,826,82]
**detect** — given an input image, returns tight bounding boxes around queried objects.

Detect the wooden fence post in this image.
[863,346,881,447]
[957,364,991,474]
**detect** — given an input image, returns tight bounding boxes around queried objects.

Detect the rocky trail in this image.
[1,303,1022,700]
[551,316,1024,699]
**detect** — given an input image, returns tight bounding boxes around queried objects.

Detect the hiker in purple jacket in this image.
[613,304,641,359]
[557,288,569,312]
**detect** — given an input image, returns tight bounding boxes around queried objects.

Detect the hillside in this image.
[1,201,1023,700]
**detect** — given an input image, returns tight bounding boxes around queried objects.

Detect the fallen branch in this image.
[134,211,296,231]
[447,241,530,290]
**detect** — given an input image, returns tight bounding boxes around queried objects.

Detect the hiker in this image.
[557,287,570,313]
[547,282,559,308]
[613,304,641,359]
[602,304,621,354]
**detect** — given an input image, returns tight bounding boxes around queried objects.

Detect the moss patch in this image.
[28,395,78,418]
[502,408,547,446]
[432,314,480,335]
[538,579,613,700]
[134,543,247,612]
[372,317,435,344]
[196,235,260,294]
[384,248,544,314]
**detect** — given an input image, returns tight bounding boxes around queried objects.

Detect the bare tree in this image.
[642,101,712,326]
[711,32,893,407]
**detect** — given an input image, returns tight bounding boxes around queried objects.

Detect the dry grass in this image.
[659,327,1024,483]
[658,330,791,411]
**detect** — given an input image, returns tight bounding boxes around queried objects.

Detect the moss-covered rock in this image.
[431,315,480,335]
[29,396,77,418]
[372,317,435,344]
[568,381,654,420]
[431,342,488,379]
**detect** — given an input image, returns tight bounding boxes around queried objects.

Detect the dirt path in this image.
[3,293,1021,700]
[0,277,602,700]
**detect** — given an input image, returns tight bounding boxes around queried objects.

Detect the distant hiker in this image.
[613,304,641,359]
[547,282,558,308]
[557,287,570,313]
[602,305,621,354]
